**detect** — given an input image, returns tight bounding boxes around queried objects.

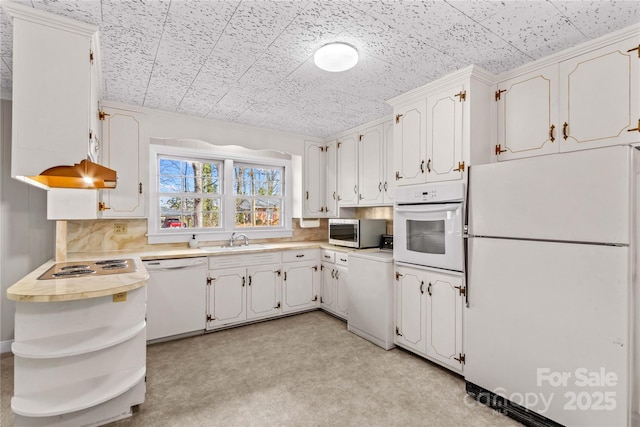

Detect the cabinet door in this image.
[247,265,282,320]
[101,107,146,217]
[382,120,395,204]
[495,65,559,161]
[324,139,338,217]
[425,271,464,372]
[426,86,464,181]
[88,36,100,164]
[320,263,335,310]
[303,141,325,217]
[335,265,349,318]
[337,133,359,206]
[208,267,246,328]
[282,261,320,313]
[10,14,93,178]
[560,37,640,151]
[393,100,426,186]
[394,265,426,354]
[358,124,383,205]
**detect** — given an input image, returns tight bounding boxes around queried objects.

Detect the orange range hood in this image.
[25,159,117,189]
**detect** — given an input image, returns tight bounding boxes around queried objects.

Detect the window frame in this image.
[148,144,293,244]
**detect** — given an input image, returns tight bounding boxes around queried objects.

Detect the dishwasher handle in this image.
[143,257,207,271]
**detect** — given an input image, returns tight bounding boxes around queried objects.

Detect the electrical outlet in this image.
[113,223,128,234]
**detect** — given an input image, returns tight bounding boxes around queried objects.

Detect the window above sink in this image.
[147,141,293,245]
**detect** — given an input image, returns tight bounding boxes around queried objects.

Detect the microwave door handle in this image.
[394,204,460,214]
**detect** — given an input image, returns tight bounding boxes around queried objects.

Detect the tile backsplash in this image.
[66,218,329,253]
[64,207,392,253]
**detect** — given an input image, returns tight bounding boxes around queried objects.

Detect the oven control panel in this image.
[395,182,465,204]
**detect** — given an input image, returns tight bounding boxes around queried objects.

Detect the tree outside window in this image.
[158,157,222,229]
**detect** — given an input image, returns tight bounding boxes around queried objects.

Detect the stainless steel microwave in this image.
[328,219,387,249]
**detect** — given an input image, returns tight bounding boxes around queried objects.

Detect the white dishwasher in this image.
[347,250,395,350]
[143,257,207,342]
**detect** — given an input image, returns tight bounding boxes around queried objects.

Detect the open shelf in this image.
[12,322,146,359]
[11,367,146,417]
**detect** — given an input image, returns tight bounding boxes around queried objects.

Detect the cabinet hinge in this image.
[320,296,324,304]
[320,146,325,152]
[89,50,94,64]
[495,89,506,101]
[206,277,212,285]
[455,353,466,365]
[627,44,640,58]
[395,326,403,336]
[312,265,318,271]
[275,269,281,276]
[89,130,93,141]
[98,110,111,121]
[454,90,466,102]
[395,272,402,281]
[358,134,363,142]
[627,118,640,133]
[98,202,110,211]
[495,144,506,156]
[337,141,342,148]
[312,295,318,302]
[275,302,281,309]
[454,161,465,172]
[395,113,403,124]
[455,285,466,297]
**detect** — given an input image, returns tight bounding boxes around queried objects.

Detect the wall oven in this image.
[393,182,465,272]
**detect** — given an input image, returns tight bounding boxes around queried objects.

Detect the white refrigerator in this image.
[465,145,638,427]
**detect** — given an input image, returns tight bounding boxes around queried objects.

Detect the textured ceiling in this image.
[1,1,639,138]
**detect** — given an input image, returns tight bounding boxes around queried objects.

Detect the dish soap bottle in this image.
[189,234,199,249]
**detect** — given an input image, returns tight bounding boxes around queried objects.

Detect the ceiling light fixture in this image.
[314,42,359,72]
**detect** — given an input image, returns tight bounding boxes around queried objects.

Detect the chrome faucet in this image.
[229,232,249,247]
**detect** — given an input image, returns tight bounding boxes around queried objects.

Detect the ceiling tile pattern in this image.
[1,0,639,138]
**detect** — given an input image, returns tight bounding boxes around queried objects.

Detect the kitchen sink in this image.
[200,244,269,253]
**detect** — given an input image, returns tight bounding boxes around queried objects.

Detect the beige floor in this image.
[1,311,521,427]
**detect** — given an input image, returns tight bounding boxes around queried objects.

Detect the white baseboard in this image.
[1,339,13,353]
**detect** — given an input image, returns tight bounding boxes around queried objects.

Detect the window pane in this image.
[159,158,181,175]
[235,197,252,227]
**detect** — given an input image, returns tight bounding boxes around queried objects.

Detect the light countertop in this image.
[7,241,355,303]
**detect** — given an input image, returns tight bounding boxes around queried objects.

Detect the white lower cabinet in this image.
[247,265,282,320]
[282,249,321,313]
[320,250,349,320]
[11,287,146,427]
[207,267,248,328]
[394,263,465,374]
[206,250,320,329]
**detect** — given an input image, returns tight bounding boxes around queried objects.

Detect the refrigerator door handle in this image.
[463,237,469,308]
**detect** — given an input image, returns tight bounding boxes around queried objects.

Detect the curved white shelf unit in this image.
[12,321,146,359]
[12,367,146,417]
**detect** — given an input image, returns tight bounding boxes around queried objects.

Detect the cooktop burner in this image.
[38,259,137,280]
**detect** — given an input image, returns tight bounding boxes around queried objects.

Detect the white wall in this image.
[0,100,55,351]
[102,100,321,157]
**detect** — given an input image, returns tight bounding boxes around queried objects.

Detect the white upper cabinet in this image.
[382,120,395,204]
[559,37,639,151]
[336,132,359,206]
[392,100,427,186]
[4,2,99,181]
[302,140,338,218]
[100,106,146,217]
[358,124,384,206]
[495,29,639,161]
[426,85,465,182]
[389,65,494,186]
[495,65,559,161]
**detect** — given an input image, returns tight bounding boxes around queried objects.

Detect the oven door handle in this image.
[394,203,460,214]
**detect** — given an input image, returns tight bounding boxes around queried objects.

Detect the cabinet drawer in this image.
[282,249,319,263]
[209,252,282,269]
[335,252,349,266]
[321,250,335,263]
